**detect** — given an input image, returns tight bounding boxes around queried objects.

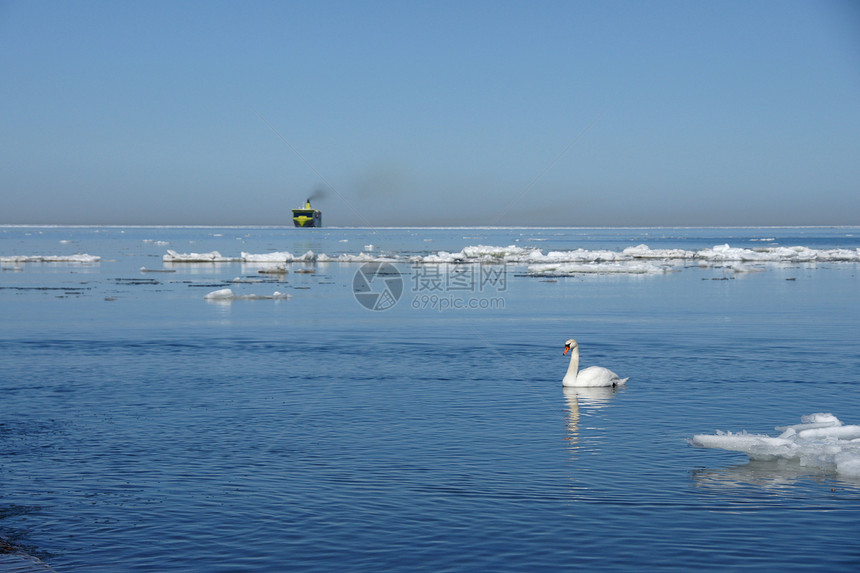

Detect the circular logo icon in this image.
[353,262,403,311]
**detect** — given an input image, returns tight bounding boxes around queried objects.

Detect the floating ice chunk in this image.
[794,425,860,441]
[696,244,762,261]
[769,246,818,262]
[461,245,506,258]
[690,431,795,459]
[419,251,456,264]
[0,254,101,263]
[535,249,623,263]
[204,288,292,301]
[163,250,236,263]
[410,245,542,264]
[301,250,317,262]
[238,251,396,264]
[469,244,545,262]
[819,248,860,262]
[623,244,695,259]
[317,252,394,263]
[836,451,860,477]
[693,244,860,263]
[256,266,288,274]
[241,251,294,263]
[802,412,841,424]
[775,412,842,433]
[61,253,100,263]
[345,253,391,262]
[690,414,860,477]
[204,288,235,300]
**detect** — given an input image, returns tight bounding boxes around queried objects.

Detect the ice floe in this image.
[240,250,318,263]
[159,243,860,275]
[203,288,292,301]
[255,266,288,274]
[0,254,100,263]
[697,244,821,262]
[163,250,237,263]
[689,413,860,478]
[624,243,860,263]
[622,245,696,259]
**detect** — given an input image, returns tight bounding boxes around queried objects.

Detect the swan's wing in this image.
[576,366,626,386]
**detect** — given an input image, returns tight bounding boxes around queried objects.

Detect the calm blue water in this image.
[2,227,859,571]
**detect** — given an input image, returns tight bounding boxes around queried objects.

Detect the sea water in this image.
[1,226,859,572]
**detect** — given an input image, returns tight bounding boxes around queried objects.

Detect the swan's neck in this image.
[565,348,580,382]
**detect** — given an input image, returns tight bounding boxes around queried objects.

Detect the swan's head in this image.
[563,339,578,355]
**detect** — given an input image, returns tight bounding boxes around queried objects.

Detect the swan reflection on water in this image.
[564,385,622,448]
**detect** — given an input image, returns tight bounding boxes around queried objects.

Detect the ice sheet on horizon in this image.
[689,413,860,478]
[161,243,860,268]
[0,254,101,263]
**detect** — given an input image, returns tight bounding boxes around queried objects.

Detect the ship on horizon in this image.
[292,199,322,228]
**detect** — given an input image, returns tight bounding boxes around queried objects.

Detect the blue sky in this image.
[2,0,859,226]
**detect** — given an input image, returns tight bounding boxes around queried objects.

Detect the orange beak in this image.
[563,346,570,355]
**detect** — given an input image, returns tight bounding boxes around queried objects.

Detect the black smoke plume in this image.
[307,186,327,202]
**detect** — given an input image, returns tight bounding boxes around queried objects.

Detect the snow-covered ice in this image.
[240,250,317,263]
[203,288,292,301]
[163,250,237,263]
[0,254,101,263]
[158,243,860,274]
[690,413,860,477]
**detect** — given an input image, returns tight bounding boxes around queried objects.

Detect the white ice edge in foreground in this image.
[689,413,860,477]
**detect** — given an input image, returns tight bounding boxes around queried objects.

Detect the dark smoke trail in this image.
[308,186,327,202]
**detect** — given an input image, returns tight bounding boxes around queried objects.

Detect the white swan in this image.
[563,339,628,387]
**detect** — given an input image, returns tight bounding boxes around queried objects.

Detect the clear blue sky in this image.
[2,0,859,226]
